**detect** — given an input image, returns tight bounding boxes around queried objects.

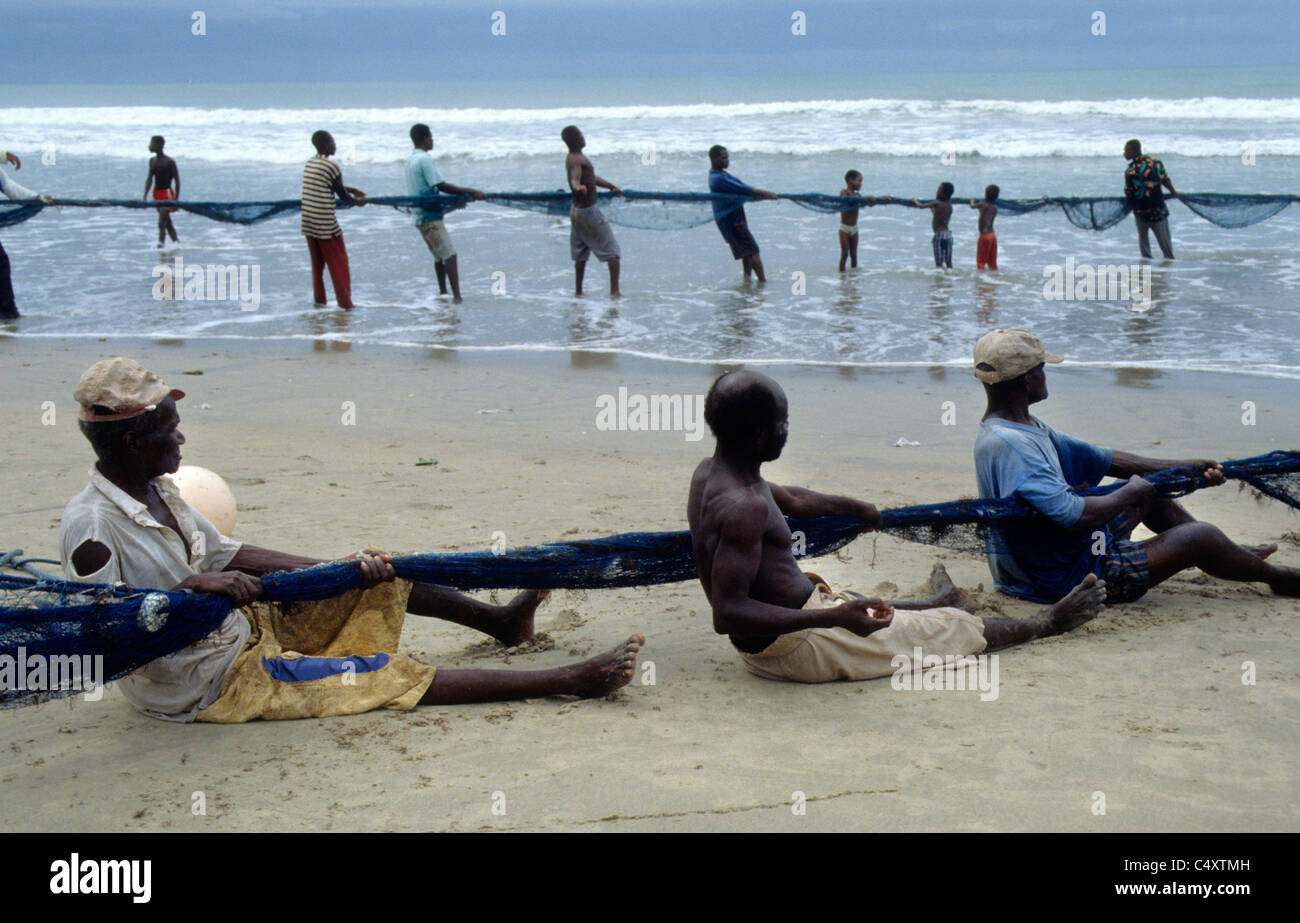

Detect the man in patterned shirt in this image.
[302,130,366,309]
[1123,139,1177,259]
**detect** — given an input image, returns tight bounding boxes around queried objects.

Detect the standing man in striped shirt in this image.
[302,130,366,309]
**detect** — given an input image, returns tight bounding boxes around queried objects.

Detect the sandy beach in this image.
[1,335,1297,832]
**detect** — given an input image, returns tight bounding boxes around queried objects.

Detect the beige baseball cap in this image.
[74,357,185,422]
[972,329,1063,384]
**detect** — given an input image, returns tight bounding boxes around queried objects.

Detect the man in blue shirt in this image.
[406,124,485,304]
[972,328,1300,603]
[708,146,778,282]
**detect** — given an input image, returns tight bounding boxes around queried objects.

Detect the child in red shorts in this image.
[971,184,998,270]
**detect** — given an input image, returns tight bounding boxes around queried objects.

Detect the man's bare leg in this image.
[407,583,549,647]
[574,259,586,296]
[1141,522,1300,596]
[1141,497,1276,559]
[749,254,767,282]
[442,254,463,303]
[858,565,1103,650]
[419,634,644,704]
[607,257,620,297]
[980,574,1106,649]
[434,258,448,295]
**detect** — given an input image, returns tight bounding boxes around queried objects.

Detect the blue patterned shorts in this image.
[1100,511,1151,603]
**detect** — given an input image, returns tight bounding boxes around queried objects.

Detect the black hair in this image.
[937,182,954,201]
[311,130,332,153]
[708,145,726,162]
[704,372,779,446]
[78,408,164,466]
[410,123,432,145]
[1125,138,1142,155]
[845,169,862,183]
[985,184,999,202]
[561,125,581,147]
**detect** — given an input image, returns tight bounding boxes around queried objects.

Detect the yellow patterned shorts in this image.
[197,579,436,722]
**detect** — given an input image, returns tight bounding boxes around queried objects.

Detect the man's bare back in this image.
[929,200,952,232]
[148,154,178,192]
[688,457,817,653]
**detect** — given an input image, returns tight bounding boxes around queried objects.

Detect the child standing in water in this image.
[911,182,954,268]
[143,135,180,247]
[837,171,889,272]
[838,170,863,271]
[971,184,999,270]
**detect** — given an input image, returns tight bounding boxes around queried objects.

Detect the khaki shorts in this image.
[740,580,986,683]
[196,578,436,722]
[570,204,620,263]
[418,220,457,262]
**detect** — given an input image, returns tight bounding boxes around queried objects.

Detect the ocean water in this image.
[2,67,1298,377]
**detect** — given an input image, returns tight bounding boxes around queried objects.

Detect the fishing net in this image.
[1,192,1294,231]
[4,451,1296,708]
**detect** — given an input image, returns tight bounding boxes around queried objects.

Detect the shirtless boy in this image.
[143,136,180,247]
[837,170,888,271]
[911,182,954,269]
[970,184,998,270]
[562,125,622,297]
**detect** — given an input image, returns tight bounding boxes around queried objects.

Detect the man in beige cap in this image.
[973,329,1300,604]
[59,357,643,723]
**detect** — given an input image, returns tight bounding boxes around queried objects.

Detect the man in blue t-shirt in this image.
[708,145,778,282]
[406,123,485,304]
[972,328,1300,603]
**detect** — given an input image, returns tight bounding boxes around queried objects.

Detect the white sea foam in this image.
[4,96,1299,162]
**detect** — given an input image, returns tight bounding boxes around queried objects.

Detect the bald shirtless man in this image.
[687,369,1104,683]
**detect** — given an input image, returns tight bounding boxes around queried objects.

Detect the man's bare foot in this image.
[564,634,645,697]
[1035,574,1105,635]
[452,295,463,305]
[928,562,976,613]
[1268,565,1300,597]
[1245,543,1277,560]
[494,589,549,647]
[610,289,621,298]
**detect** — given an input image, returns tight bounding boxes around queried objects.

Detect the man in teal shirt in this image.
[405,123,485,303]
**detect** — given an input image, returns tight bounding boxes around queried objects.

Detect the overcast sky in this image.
[1,0,1295,84]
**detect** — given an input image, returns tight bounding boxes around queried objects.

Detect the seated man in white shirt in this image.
[61,357,643,723]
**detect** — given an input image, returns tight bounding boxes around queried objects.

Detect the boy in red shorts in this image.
[143,135,180,247]
[971,184,998,270]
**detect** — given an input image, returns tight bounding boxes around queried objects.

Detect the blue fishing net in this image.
[1,192,1294,231]
[4,451,1296,708]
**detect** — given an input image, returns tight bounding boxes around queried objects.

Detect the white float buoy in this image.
[167,465,237,536]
